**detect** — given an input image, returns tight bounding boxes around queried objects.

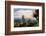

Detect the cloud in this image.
[14,10,34,19]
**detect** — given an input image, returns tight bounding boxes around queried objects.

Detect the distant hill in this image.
[14,17,37,23]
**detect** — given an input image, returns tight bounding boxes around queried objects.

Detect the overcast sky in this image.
[14,9,35,19]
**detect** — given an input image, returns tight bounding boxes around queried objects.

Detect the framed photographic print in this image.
[5,1,45,35]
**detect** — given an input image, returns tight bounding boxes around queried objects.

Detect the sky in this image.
[14,8,35,19]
